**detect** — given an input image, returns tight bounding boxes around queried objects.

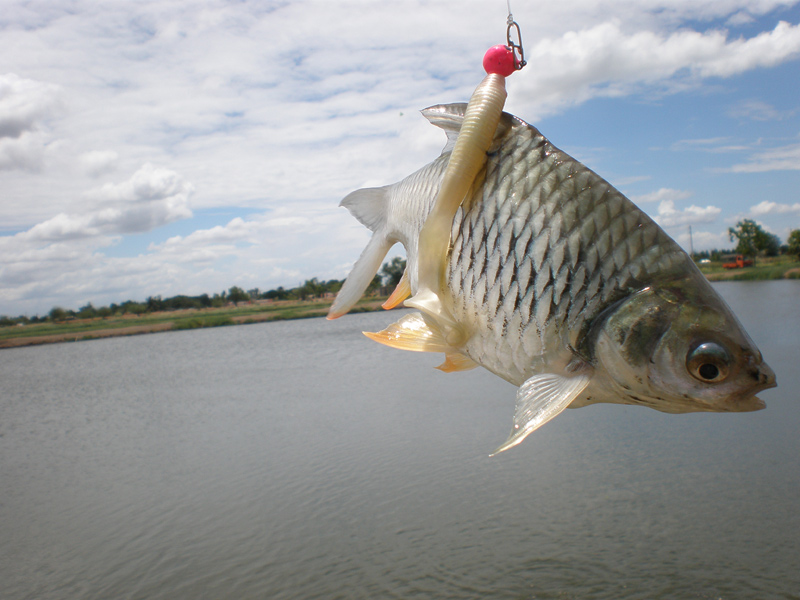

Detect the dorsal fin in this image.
[421,103,468,153]
[421,103,514,154]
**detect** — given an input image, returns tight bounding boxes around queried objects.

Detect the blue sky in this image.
[1,0,799,317]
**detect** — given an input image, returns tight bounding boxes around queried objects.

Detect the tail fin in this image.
[328,186,393,319]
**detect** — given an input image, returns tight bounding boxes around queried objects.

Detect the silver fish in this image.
[329,103,776,454]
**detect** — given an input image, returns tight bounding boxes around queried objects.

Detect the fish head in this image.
[593,277,776,414]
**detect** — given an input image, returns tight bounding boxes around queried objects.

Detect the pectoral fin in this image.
[490,373,591,456]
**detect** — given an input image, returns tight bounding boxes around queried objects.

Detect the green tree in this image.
[763,232,781,257]
[296,278,324,300]
[264,286,289,300]
[380,257,407,287]
[49,307,68,322]
[788,229,800,258]
[228,286,250,305]
[146,296,165,312]
[77,303,97,319]
[366,273,382,295]
[211,293,226,308]
[121,300,147,315]
[728,219,777,260]
[324,279,342,295]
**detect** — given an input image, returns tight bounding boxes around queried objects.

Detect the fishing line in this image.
[506,1,527,70]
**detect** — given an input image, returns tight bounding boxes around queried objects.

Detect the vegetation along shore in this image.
[2,252,799,350]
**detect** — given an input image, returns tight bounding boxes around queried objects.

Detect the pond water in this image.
[1,281,798,599]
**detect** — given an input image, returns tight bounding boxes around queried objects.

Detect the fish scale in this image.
[331,102,775,453]
[444,114,686,384]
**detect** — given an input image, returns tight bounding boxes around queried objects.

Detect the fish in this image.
[328,102,776,454]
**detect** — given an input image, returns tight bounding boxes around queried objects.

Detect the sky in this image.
[1,0,800,317]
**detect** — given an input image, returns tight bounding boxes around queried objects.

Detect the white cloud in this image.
[727,143,800,171]
[654,199,722,228]
[0,73,62,139]
[0,74,62,171]
[510,19,800,117]
[631,187,692,204]
[728,99,792,121]
[18,164,193,243]
[750,200,800,215]
[79,150,119,177]
[673,228,731,252]
[0,132,46,171]
[727,11,757,27]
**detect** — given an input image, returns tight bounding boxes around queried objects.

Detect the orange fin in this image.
[382,269,411,310]
[363,312,448,353]
[435,352,479,373]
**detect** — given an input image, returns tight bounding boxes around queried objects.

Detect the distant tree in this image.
[264,286,289,301]
[788,229,800,258]
[77,303,97,319]
[709,248,737,261]
[122,301,147,315]
[50,307,68,322]
[763,232,781,257]
[0,316,14,327]
[96,306,112,318]
[728,219,777,260]
[228,286,250,305]
[163,295,204,310]
[146,296,165,312]
[366,273,382,295]
[380,257,407,288]
[211,293,226,308]
[324,279,342,295]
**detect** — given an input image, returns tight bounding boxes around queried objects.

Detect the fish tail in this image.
[328,187,393,319]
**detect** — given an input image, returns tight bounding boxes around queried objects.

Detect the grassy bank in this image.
[3,257,799,349]
[0,297,387,349]
[698,256,800,281]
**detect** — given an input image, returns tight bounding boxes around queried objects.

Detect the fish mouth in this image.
[730,361,776,412]
[737,395,767,412]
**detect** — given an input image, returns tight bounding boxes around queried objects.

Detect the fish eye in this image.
[686,342,732,383]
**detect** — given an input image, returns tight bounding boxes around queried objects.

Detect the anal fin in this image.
[436,352,479,373]
[490,372,591,456]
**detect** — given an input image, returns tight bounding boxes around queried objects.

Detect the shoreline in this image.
[3,262,799,350]
[0,298,387,350]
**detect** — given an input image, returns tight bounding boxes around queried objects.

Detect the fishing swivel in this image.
[506,17,526,71]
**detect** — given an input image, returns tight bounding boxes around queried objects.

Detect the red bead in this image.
[483,45,516,76]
